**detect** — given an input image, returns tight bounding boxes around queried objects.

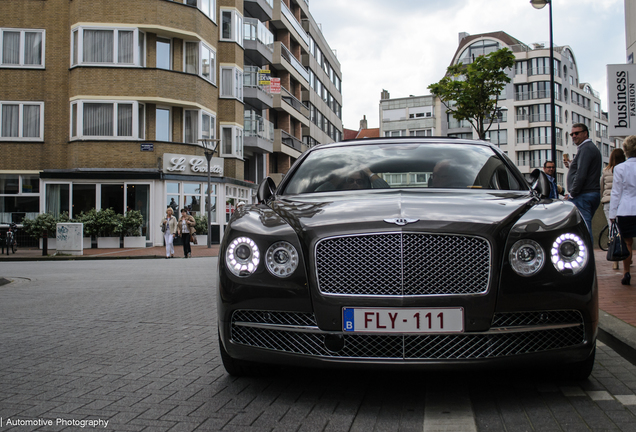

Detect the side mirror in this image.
[257,177,277,204]
[528,168,551,198]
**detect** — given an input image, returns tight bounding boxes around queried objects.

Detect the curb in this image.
[598,309,636,350]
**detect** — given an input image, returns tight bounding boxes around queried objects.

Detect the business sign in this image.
[270,77,281,94]
[259,69,271,85]
[608,64,636,137]
[163,153,223,176]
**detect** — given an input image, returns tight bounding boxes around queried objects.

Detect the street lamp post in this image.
[199,138,220,248]
[530,0,557,164]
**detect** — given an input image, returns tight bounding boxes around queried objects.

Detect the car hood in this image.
[270,190,536,240]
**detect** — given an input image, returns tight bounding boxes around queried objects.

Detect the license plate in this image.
[342,307,464,333]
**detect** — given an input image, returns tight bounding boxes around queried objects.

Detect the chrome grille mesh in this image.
[491,310,583,327]
[315,233,490,296]
[230,310,585,360]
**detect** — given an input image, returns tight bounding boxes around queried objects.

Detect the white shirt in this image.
[609,158,636,219]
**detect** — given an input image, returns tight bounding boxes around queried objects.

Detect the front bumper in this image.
[220,309,595,368]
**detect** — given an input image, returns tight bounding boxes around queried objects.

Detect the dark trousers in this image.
[181,233,191,257]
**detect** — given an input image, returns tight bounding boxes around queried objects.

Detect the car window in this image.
[282,143,527,195]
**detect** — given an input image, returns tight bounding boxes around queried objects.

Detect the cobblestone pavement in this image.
[1,259,636,431]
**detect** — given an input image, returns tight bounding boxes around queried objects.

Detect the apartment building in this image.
[626,0,636,63]
[445,31,615,188]
[0,0,343,245]
[379,90,443,138]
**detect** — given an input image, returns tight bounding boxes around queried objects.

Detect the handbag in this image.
[191,232,197,245]
[607,222,630,262]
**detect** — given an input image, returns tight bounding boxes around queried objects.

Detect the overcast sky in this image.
[308,0,626,130]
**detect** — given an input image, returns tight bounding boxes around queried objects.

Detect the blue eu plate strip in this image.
[343,308,354,332]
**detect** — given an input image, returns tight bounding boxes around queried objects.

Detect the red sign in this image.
[270,77,281,94]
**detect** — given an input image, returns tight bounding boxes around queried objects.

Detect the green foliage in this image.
[428,48,515,140]
[21,213,57,239]
[194,214,208,234]
[122,210,143,236]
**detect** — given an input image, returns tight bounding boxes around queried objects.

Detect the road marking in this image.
[615,395,636,405]
[424,386,477,432]
[587,391,614,401]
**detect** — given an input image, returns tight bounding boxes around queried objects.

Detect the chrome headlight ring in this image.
[266,241,299,278]
[551,233,587,275]
[509,239,545,277]
[226,237,260,277]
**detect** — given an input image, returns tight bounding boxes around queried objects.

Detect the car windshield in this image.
[282,142,527,195]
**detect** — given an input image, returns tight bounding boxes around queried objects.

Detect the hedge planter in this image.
[83,237,92,249]
[39,237,57,250]
[195,235,207,246]
[97,237,120,248]
[123,236,146,248]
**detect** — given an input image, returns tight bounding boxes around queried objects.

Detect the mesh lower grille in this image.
[491,310,583,327]
[230,310,586,360]
[315,233,491,296]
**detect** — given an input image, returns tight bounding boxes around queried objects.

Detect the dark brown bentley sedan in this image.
[217,138,597,378]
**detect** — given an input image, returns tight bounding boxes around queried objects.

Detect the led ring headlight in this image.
[551,233,587,275]
[266,241,299,278]
[226,237,260,277]
[509,239,545,277]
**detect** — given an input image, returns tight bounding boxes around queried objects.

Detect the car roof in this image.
[311,137,498,151]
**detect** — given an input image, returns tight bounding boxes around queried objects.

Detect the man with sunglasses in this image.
[566,123,602,244]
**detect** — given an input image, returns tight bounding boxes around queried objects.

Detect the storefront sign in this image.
[163,153,223,176]
[607,64,636,137]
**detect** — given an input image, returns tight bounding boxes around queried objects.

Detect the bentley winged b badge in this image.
[384,218,419,226]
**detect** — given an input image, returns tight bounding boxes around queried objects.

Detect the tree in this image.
[428,48,515,140]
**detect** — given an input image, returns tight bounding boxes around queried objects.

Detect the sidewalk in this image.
[1,245,635,352]
[0,244,220,260]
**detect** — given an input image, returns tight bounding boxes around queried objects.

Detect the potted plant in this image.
[122,210,145,248]
[95,208,121,248]
[194,214,208,246]
[22,213,58,250]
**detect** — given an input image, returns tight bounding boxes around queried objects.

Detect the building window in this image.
[70,101,144,140]
[220,9,243,46]
[193,0,216,21]
[1,28,45,68]
[0,174,40,223]
[184,41,216,84]
[156,37,171,70]
[220,66,243,100]
[409,129,433,137]
[71,27,144,67]
[184,109,216,144]
[220,125,243,159]
[156,107,171,141]
[0,102,43,141]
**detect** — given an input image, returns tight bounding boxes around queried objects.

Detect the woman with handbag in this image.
[160,207,178,259]
[601,148,626,269]
[609,135,636,285]
[177,209,196,258]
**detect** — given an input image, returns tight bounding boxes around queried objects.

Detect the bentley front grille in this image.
[315,233,491,296]
[230,310,586,360]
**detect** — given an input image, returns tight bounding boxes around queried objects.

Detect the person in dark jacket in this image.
[566,123,602,245]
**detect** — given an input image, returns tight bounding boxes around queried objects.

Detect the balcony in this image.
[515,91,561,102]
[244,18,274,66]
[244,110,274,153]
[244,0,274,22]
[447,119,472,129]
[528,113,561,123]
[272,0,309,49]
[279,129,303,152]
[243,66,273,110]
[273,42,309,84]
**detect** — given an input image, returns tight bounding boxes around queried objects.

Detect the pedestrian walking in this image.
[566,123,602,245]
[609,135,636,285]
[177,208,196,258]
[601,148,626,270]
[161,207,177,259]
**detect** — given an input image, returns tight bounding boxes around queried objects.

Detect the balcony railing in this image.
[528,113,561,123]
[245,111,274,142]
[280,0,309,46]
[448,119,471,129]
[244,65,267,90]
[281,129,303,151]
[244,18,274,51]
[280,43,309,82]
[527,137,563,146]
[515,91,561,102]
[281,86,309,117]
[527,67,560,77]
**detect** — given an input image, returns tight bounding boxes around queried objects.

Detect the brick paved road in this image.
[1,259,636,431]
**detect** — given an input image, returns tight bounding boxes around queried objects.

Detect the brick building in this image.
[0,0,343,246]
